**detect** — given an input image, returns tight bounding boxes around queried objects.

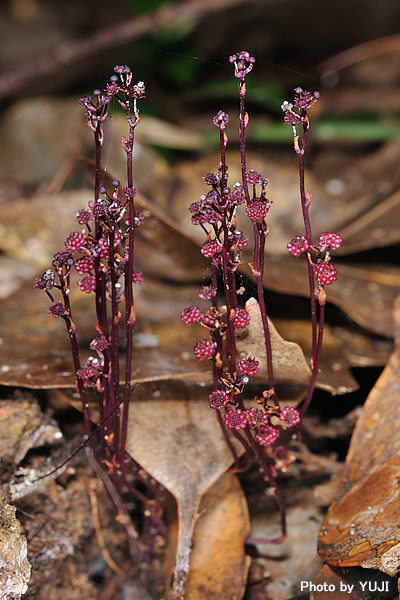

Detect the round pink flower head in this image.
[287,236,309,257]
[77,366,95,380]
[201,239,222,258]
[203,172,219,185]
[194,339,216,360]
[237,356,259,376]
[246,170,263,185]
[208,390,228,410]
[49,301,69,318]
[76,209,93,225]
[256,425,279,447]
[90,336,109,353]
[279,406,301,428]
[77,273,96,293]
[225,408,247,431]
[246,407,268,429]
[132,270,144,285]
[65,231,85,253]
[318,232,343,250]
[314,263,337,286]
[75,256,95,275]
[246,200,270,222]
[233,308,250,329]
[181,306,202,325]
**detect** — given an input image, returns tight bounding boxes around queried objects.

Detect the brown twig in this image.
[0,0,255,100]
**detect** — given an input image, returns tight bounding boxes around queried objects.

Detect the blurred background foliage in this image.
[1,0,399,148]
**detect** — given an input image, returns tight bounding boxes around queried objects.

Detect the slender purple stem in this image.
[58,274,93,445]
[86,447,138,560]
[93,125,109,338]
[238,80,251,205]
[219,128,238,374]
[238,75,276,398]
[216,409,240,463]
[254,222,276,401]
[92,122,113,451]
[295,114,325,415]
[120,104,139,462]
[245,429,287,540]
[301,300,325,416]
[109,230,121,452]
[296,119,317,355]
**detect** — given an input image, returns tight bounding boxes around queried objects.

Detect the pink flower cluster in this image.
[287,231,343,287]
[208,388,301,446]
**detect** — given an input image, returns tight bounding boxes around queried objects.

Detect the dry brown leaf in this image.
[131,115,203,150]
[318,296,400,575]
[142,191,398,339]
[274,319,392,370]
[273,318,392,395]
[328,261,400,339]
[236,298,311,386]
[144,140,400,261]
[0,189,204,282]
[184,472,250,600]
[327,139,400,240]
[2,274,358,394]
[273,317,359,395]
[248,253,400,338]
[0,279,211,389]
[139,183,398,340]
[336,189,400,254]
[316,36,400,87]
[0,255,36,299]
[126,382,244,600]
[328,326,392,369]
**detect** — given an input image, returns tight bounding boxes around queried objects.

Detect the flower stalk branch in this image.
[282,89,342,417]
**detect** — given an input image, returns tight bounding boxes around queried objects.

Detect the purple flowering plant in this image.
[34,53,343,549]
[181,51,343,540]
[34,65,165,558]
